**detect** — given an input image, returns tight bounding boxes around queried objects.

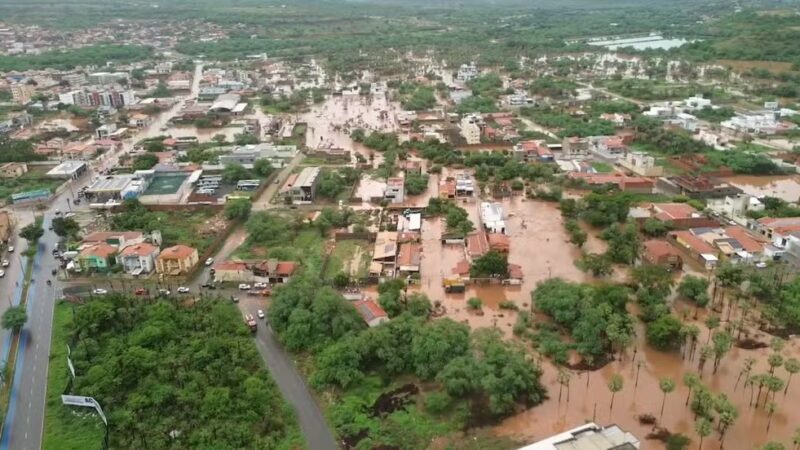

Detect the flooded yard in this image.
[724,174,800,203]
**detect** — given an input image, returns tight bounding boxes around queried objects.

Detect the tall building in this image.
[87,72,129,85]
[10,83,34,104]
[58,88,136,108]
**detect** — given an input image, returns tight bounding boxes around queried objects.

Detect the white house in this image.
[116,242,160,275]
[460,113,482,145]
[480,202,506,234]
[517,423,640,450]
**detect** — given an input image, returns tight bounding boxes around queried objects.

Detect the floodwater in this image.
[587,35,693,50]
[725,175,800,204]
[495,322,800,450]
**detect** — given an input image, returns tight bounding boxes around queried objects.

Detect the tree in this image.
[51,217,80,238]
[132,153,158,170]
[221,163,252,183]
[579,253,613,277]
[466,297,483,310]
[411,319,470,379]
[659,377,676,418]
[678,275,709,304]
[792,427,800,450]
[470,250,508,278]
[784,357,800,395]
[647,314,684,351]
[711,330,733,373]
[760,443,787,450]
[704,315,720,344]
[684,372,701,406]
[631,264,674,298]
[607,374,623,413]
[19,222,44,244]
[404,173,429,195]
[253,159,274,177]
[224,198,252,221]
[1,306,27,332]
[766,401,777,433]
[212,134,227,144]
[768,353,784,375]
[695,417,712,450]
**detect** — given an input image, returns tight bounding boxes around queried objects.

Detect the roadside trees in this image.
[1,306,27,332]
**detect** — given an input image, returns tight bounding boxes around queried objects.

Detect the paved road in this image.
[240,299,339,450]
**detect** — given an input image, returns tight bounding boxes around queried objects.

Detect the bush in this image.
[424,392,452,414]
[467,297,483,310]
[498,300,518,311]
[646,314,684,351]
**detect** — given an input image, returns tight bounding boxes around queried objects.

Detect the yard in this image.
[234,228,327,276]
[43,302,105,450]
[0,167,63,204]
[325,239,372,279]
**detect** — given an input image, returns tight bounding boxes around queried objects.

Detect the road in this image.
[240,298,339,450]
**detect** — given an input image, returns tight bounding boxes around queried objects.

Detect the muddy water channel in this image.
[724,175,800,204]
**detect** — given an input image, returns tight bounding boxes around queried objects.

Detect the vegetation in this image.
[224,198,252,221]
[55,296,301,449]
[0,44,151,71]
[1,305,27,332]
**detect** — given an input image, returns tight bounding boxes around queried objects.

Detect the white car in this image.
[0,270,5,278]
[205,257,214,266]
[7,246,13,253]
[238,283,252,290]
[257,309,265,319]
[92,288,108,295]
[254,282,268,289]
[158,289,171,296]
[177,286,190,294]
[1,260,8,267]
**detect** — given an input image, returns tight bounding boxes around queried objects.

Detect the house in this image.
[82,231,145,249]
[455,173,475,197]
[480,202,506,234]
[752,217,800,248]
[62,142,98,160]
[353,299,389,327]
[517,422,640,450]
[619,152,663,177]
[128,113,151,128]
[155,245,199,275]
[596,136,627,158]
[707,194,763,221]
[629,202,717,229]
[514,140,553,162]
[642,240,683,270]
[439,178,456,199]
[465,231,509,261]
[372,231,398,276]
[95,123,117,140]
[401,160,422,175]
[116,243,160,275]
[397,242,422,274]
[283,166,320,203]
[213,259,297,283]
[600,113,631,126]
[77,243,118,272]
[385,177,405,204]
[669,225,768,268]
[456,62,478,82]
[562,136,590,158]
[0,162,27,178]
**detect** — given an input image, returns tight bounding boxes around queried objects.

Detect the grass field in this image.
[0,169,63,204]
[325,239,372,278]
[235,229,326,276]
[42,302,105,450]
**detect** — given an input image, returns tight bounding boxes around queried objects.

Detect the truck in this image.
[244,314,257,332]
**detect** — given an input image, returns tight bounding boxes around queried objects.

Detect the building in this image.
[629,202,717,229]
[61,142,98,160]
[465,230,510,261]
[600,113,631,126]
[707,194,763,222]
[85,174,149,201]
[283,166,321,203]
[620,152,663,177]
[385,177,405,204]
[460,113,482,145]
[397,242,422,274]
[217,144,298,169]
[752,217,800,249]
[87,72,129,85]
[721,112,794,135]
[10,83,34,104]
[155,245,199,275]
[353,299,389,327]
[642,240,683,270]
[213,259,297,284]
[669,225,769,268]
[82,231,145,249]
[209,93,242,114]
[481,202,506,234]
[128,113,151,128]
[562,136,590,158]
[514,140,553,162]
[455,173,474,197]
[517,423,640,450]
[456,62,478,82]
[658,176,742,199]
[77,243,118,272]
[0,162,27,178]
[116,243,160,275]
[684,95,712,109]
[569,173,654,194]
[371,231,398,277]
[59,89,135,108]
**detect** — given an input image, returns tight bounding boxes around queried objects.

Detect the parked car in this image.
[257,309,265,319]
[1,259,8,267]
[134,288,147,296]
[92,288,108,295]
[177,286,190,294]
[7,246,13,253]
[205,257,214,266]
[231,296,240,303]
[254,282,268,289]
[0,270,5,278]
[158,288,171,296]
[238,283,252,290]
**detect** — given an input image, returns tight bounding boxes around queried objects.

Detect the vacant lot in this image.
[0,167,63,204]
[326,239,372,278]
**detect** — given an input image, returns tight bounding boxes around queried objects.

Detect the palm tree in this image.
[764,376,785,406]
[734,357,756,392]
[684,372,701,406]
[766,401,777,433]
[704,315,720,344]
[695,417,712,450]
[608,374,623,414]
[768,353,784,375]
[659,377,676,418]
[557,368,571,403]
[784,358,800,395]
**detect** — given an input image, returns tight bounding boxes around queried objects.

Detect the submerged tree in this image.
[695,417,712,450]
[785,358,800,395]
[608,374,623,414]
[659,377,676,418]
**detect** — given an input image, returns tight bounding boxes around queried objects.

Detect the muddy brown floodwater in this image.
[724,174,800,204]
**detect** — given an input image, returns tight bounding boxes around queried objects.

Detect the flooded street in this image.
[724,175,800,204]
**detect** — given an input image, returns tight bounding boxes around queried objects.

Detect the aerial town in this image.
[1,1,800,450]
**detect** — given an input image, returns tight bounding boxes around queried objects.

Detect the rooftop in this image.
[353,299,388,323]
[158,244,196,260]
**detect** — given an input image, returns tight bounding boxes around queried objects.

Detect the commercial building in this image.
[46,160,87,180]
[87,72,129,85]
[216,143,297,169]
[58,89,136,108]
[85,173,150,202]
[156,245,199,275]
[460,113,482,145]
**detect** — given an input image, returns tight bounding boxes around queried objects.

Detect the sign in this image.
[61,395,108,425]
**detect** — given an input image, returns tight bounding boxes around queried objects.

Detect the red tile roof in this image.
[158,245,196,260]
[652,203,698,220]
[723,226,764,253]
[487,233,510,252]
[397,242,422,267]
[119,243,158,257]
[643,240,681,259]
[452,260,471,276]
[508,264,523,280]
[353,299,388,323]
[671,230,716,254]
[79,243,117,259]
[466,231,489,258]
